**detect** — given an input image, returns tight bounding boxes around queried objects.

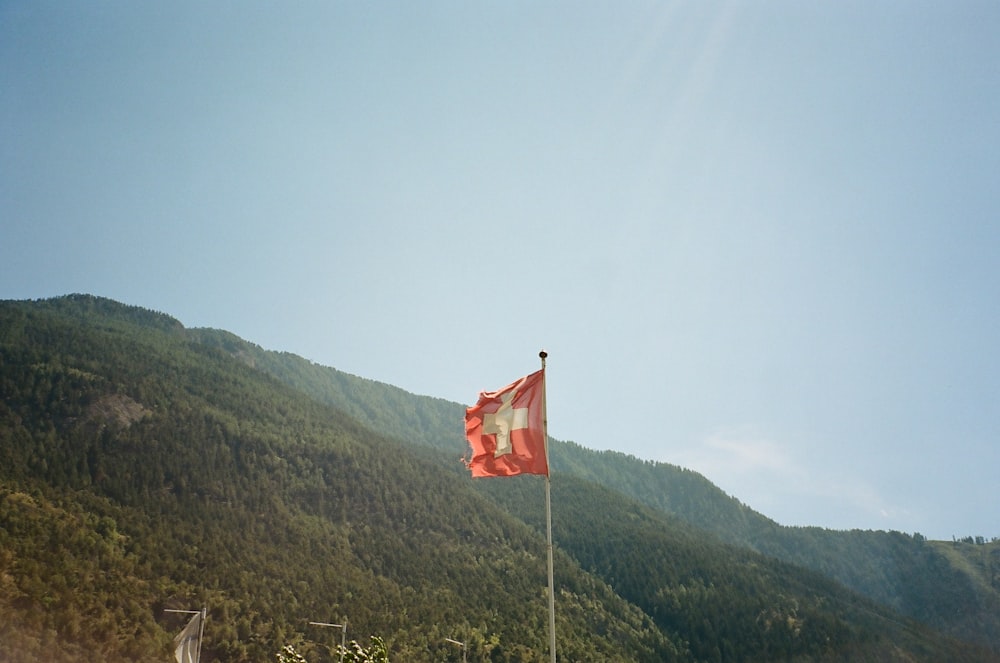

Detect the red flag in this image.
[465,369,548,477]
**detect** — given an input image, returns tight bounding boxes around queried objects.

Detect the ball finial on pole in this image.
[539,349,548,360]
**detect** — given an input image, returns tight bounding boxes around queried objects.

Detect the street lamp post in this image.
[445,637,467,663]
[309,620,347,663]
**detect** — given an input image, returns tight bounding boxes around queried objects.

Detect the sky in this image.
[2,2,998,541]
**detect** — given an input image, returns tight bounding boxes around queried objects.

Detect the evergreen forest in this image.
[1,295,998,662]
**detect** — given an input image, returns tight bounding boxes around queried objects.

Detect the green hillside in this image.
[0,295,995,662]
[193,321,1000,655]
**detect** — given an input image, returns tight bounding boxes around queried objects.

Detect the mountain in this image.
[190,322,1000,655]
[0,294,996,662]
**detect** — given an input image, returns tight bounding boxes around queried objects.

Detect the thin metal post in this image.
[540,350,556,663]
[197,607,206,663]
[309,619,347,663]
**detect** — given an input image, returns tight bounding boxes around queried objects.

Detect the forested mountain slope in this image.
[0,295,995,662]
[0,296,674,661]
[190,308,1000,655]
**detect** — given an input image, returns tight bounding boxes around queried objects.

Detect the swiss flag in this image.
[464,369,548,477]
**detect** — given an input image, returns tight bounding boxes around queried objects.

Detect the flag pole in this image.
[540,349,556,663]
[198,607,208,663]
[197,607,206,663]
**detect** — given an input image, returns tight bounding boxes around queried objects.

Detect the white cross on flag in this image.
[465,369,548,477]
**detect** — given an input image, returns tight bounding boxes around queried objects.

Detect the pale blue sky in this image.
[3,2,998,540]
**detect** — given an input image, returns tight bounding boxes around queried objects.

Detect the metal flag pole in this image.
[309,619,347,663]
[197,607,206,663]
[540,349,556,663]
